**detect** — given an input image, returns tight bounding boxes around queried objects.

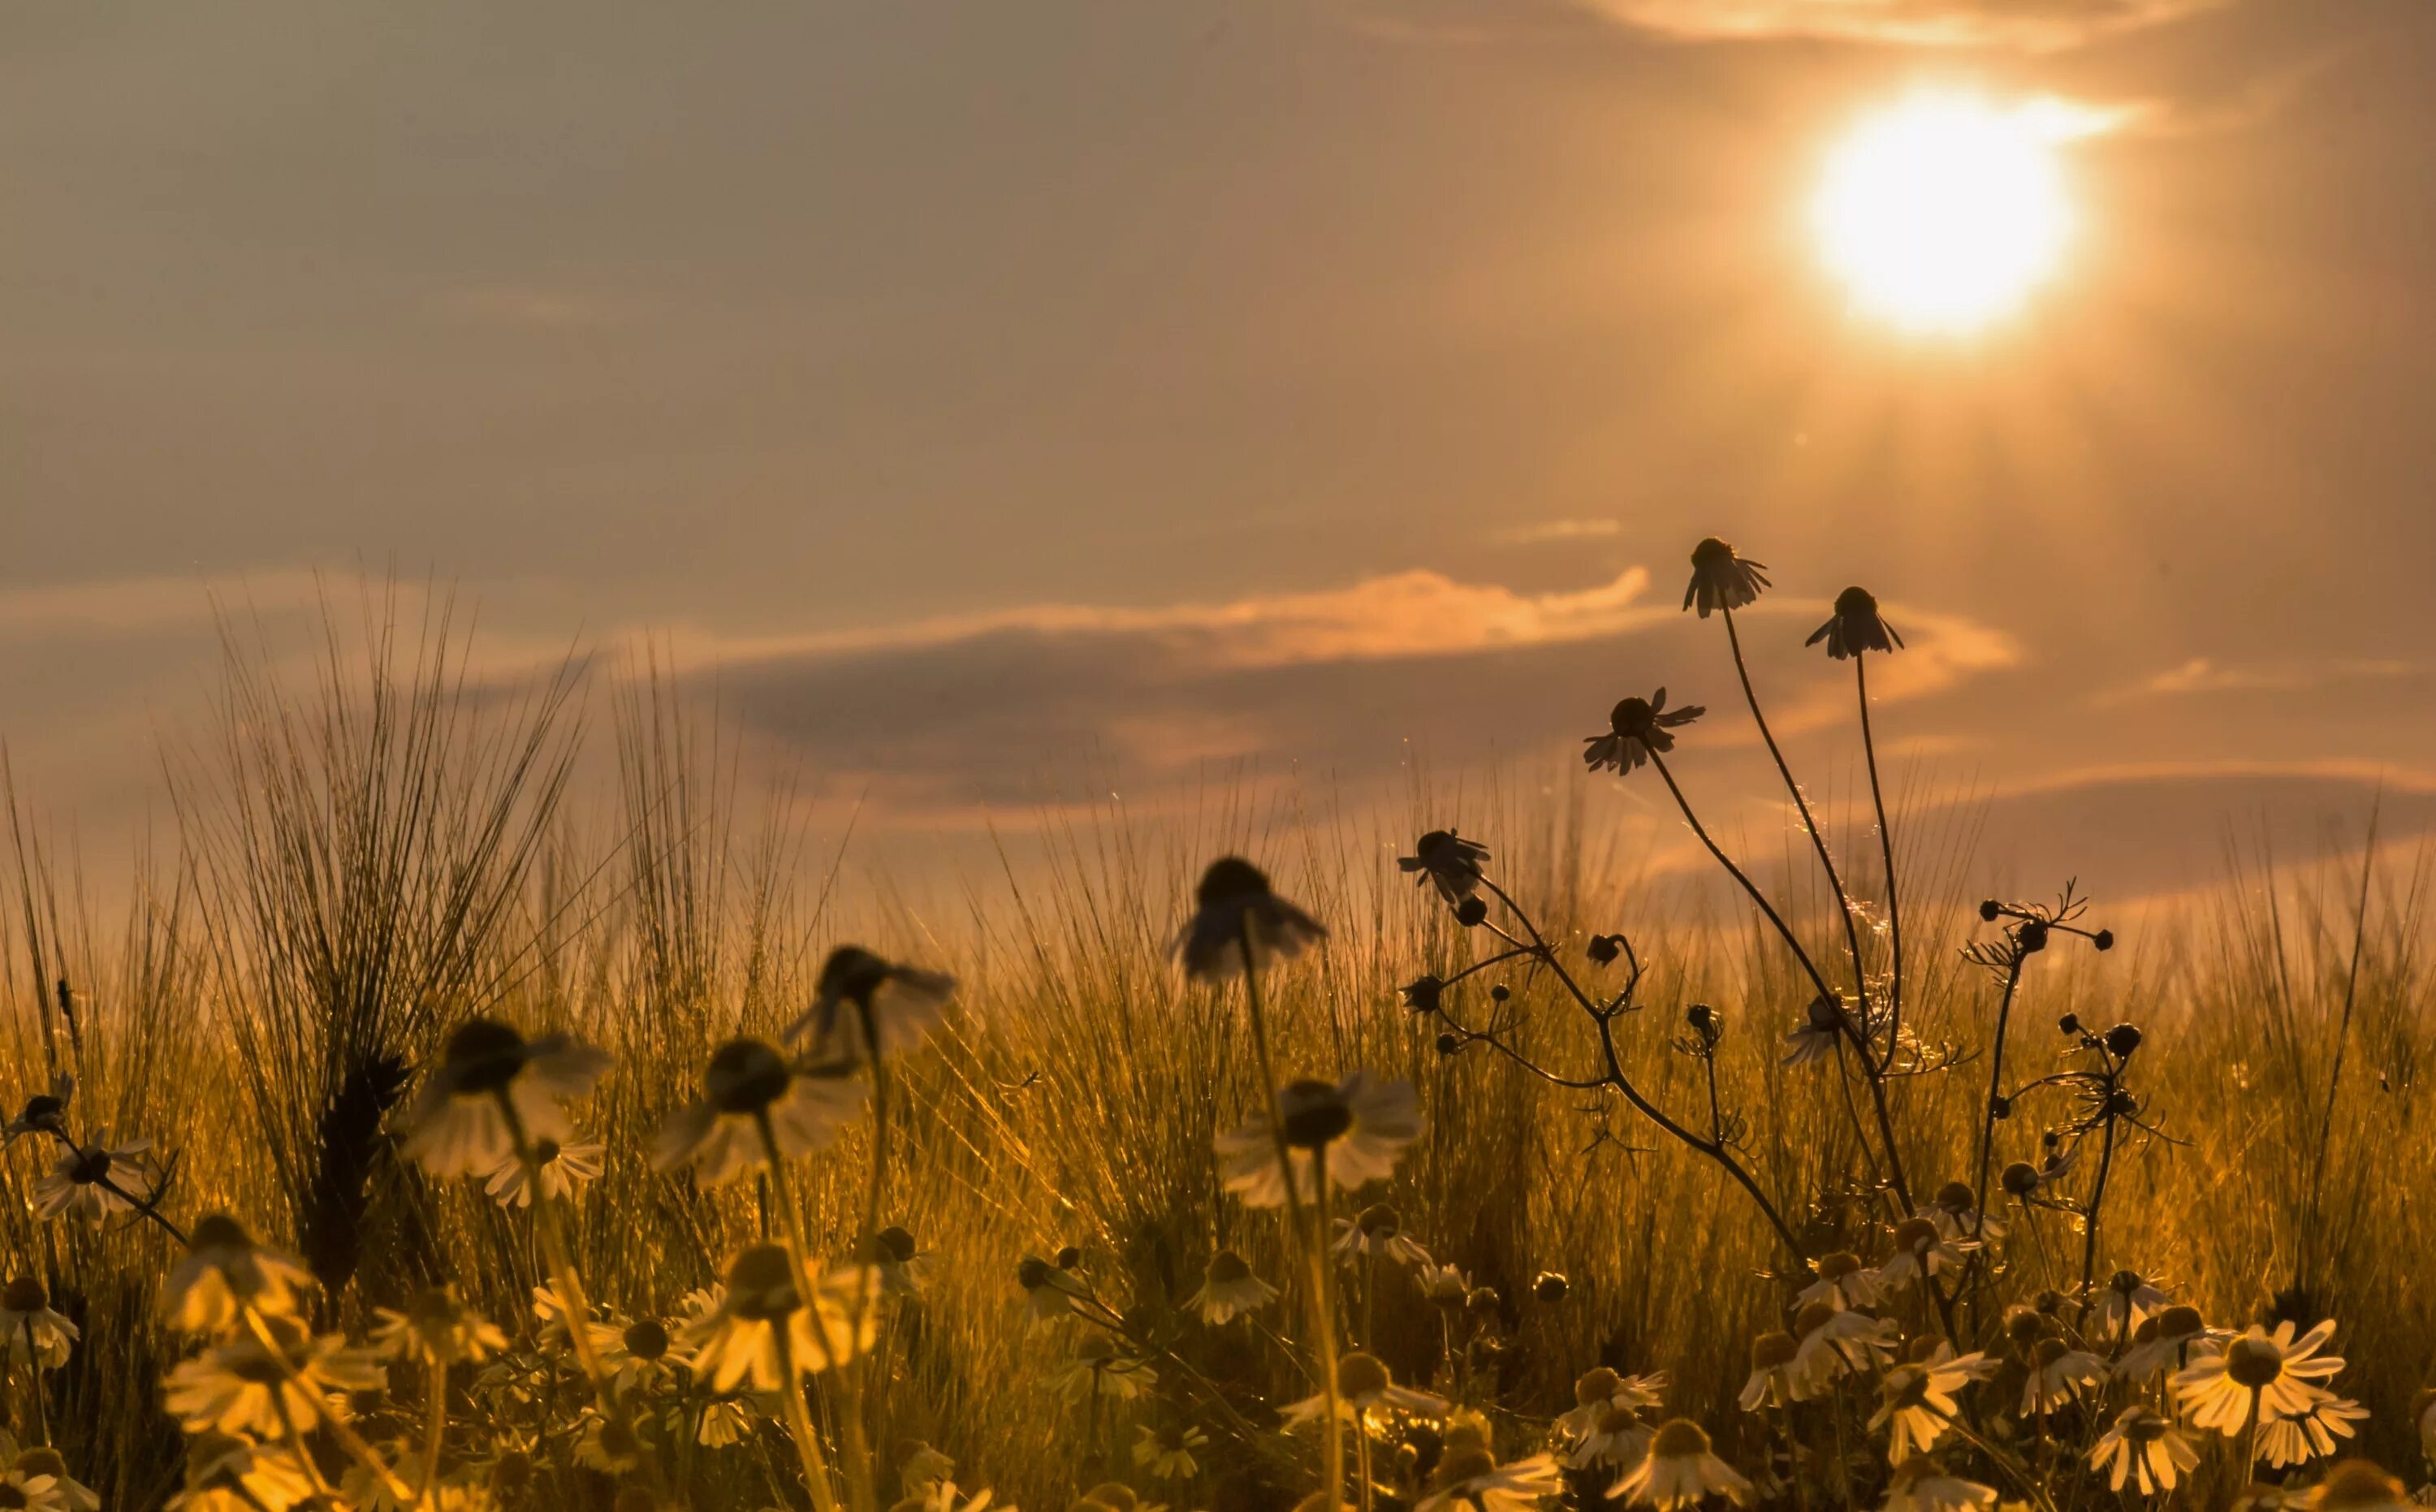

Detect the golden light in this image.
[1812,92,2093,335]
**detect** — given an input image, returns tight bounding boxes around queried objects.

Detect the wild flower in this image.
[574,1406,646,1471]
[1875,1218,1972,1293]
[482,1135,603,1207]
[162,1315,384,1436]
[1399,829,1491,904]
[1797,1251,1885,1311]
[654,1037,866,1182]
[2175,1320,2345,1437]
[1567,1403,1655,1471]
[2306,1460,2413,1510]
[898,1484,1011,1512]
[1175,857,1327,980]
[1782,994,1850,1066]
[1413,1423,1561,1512]
[1014,1254,1092,1328]
[782,944,958,1061]
[1,1074,74,1147]
[369,1284,508,1367]
[2088,1405,2200,1495]
[1869,1355,1977,1465]
[1332,1203,1432,1268]
[1682,538,1769,617]
[2093,1268,2172,1337]
[1184,1250,1276,1325]
[166,1434,319,1512]
[1055,1333,1155,1402]
[1789,1302,1898,1397]
[33,1137,161,1221]
[530,1283,623,1357]
[680,1245,877,1392]
[0,1278,78,1369]
[1608,1417,1751,1508]
[1558,1367,1669,1436]
[1284,1350,1446,1426]
[1582,690,1704,775]
[2019,1336,2108,1416]
[857,1225,931,1298]
[598,1315,676,1396]
[1215,1071,1422,1207]
[1874,1459,1995,1510]
[1737,1330,1803,1411]
[2116,1303,2218,1382]
[10,1453,92,1512]
[0,1465,63,1512]
[1807,585,1904,659]
[162,1214,313,1334]
[1925,1182,2005,1244]
[1131,1423,1207,1480]
[400,1017,610,1178]
[2259,1396,2369,1469]
[690,1394,758,1447]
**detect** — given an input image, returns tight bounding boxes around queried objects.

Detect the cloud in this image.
[1491,518,1624,546]
[2094,656,2423,706]
[1579,0,2231,50]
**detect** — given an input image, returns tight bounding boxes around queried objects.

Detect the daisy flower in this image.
[1568,1404,1654,1471]
[598,1315,678,1397]
[530,1283,623,1357]
[1790,1302,1898,1398]
[162,1213,313,1334]
[0,1277,79,1370]
[1876,1219,1972,1294]
[163,1317,384,1437]
[1332,1203,1432,1268]
[1420,1263,1471,1311]
[166,1434,318,1512]
[1797,1251,1886,1311]
[574,1408,644,1472]
[782,945,958,1062]
[1056,1333,1156,1402]
[1682,537,1769,617]
[2260,1397,2369,1470]
[1737,1330,1802,1412]
[1583,690,1704,776]
[2019,1337,2108,1416]
[33,1137,161,1222]
[2094,1268,2171,1338]
[689,1395,758,1448]
[1782,995,1850,1066]
[2118,1304,2218,1383]
[1133,1423,1207,1480]
[2090,1405,2200,1496]
[1876,1460,1995,1511]
[899,1484,1009,1512]
[1399,830,1491,904]
[1870,1357,1976,1465]
[1,1074,74,1147]
[1216,1071,1422,1207]
[1176,857,1327,981]
[1560,1367,1669,1437]
[2307,1460,2413,1510]
[654,1037,866,1184]
[1807,586,1903,660]
[370,1285,508,1367]
[483,1136,603,1207]
[1185,1250,1276,1325]
[11,1451,94,1512]
[857,1225,931,1298]
[400,1018,610,1179]
[898,1440,957,1497]
[1285,1350,1447,1427]
[0,1467,64,1512]
[2175,1320,2346,1438]
[680,1245,877,1393]
[1015,1254,1094,1328]
[1415,1429,1561,1512]
[1608,1418,1751,1508]
[1924,1182,2004,1244]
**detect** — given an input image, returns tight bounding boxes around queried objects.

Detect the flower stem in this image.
[1311,1146,1345,1512]
[19,1320,49,1448]
[421,1356,448,1509]
[1854,653,1905,1052]
[775,1328,846,1512]
[756,1115,854,1512]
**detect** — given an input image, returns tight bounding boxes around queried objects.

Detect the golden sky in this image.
[5,0,2433,900]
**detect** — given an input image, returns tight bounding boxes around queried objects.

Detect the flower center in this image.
[2225,1337,2285,1388]
[706,1039,792,1113]
[1277,1082,1353,1148]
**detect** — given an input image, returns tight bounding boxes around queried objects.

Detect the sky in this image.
[5,0,2434,907]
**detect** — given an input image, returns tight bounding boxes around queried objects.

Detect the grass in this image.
[0,594,2428,1511]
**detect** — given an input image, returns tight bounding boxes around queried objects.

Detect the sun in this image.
[1812,92,2084,335]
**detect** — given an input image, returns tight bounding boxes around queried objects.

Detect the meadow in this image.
[0,557,2428,1512]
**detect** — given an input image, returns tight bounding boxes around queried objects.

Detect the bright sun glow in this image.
[1813,92,2087,335]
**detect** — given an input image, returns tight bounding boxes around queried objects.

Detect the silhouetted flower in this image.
[1215,1071,1422,1207]
[1176,858,1327,980]
[654,1038,866,1184]
[1807,586,1904,659]
[1682,538,1770,617]
[1015,1254,1092,1328]
[1401,975,1445,1014]
[401,1018,610,1179]
[34,1136,161,1222]
[2,1073,74,1148]
[1583,690,1704,775]
[1782,994,1849,1067]
[162,1215,313,1334]
[783,946,958,1062]
[1399,830,1491,904]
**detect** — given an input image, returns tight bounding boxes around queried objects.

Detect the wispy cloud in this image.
[2094,656,2422,706]
[1578,0,2231,50]
[1491,518,1624,546]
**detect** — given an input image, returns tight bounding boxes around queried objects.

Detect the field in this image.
[0,603,2429,1512]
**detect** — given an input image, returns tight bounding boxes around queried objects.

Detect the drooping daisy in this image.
[654,1037,867,1184]
[1682,538,1769,618]
[2,1074,74,1147]
[33,1137,161,1221]
[2307,1460,2413,1510]
[1608,1418,1751,1508]
[1925,1182,2005,1244]
[166,1434,318,1512]
[1175,857,1328,981]
[2089,1406,2200,1496]
[1782,995,1850,1067]
[369,1285,508,1367]
[1737,1331,1802,1412]
[781,945,958,1062]
[1876,1219,1972,1295]
[856,1225,931,1298]
[483,1135,603,1207]
[1420,1263,1471,1311]
[162,1316,385,1437]
[680,1246,877,1392]
[1568,1403,1655,1471]
[12,1450,95,1512]
[1870,1359,1972,1465]
[2118,1305,2219,1382]
[1583,691,1704,776]
[2019,1337,2108,1416]
[1015,1254,1094,1328]
[1875,1459,1995,1511]
[162,1213,313,1334]
[1185,1250,1276,1325]
[1807,586,1904,660]
[1559,1367,1670,1437]
[1215,1071,1422,1207]
[1415,1429,1561,1512]
[2175,1320,2346,1438]
[0,1277,79,1369]
[2093,1269,2171,1338]
[1332,1203,1433,1268]
[1056,1333,1156,1402]
[1132,1423,1207,1480]
[1285,1350,1447,1427]
[690,1395,758,1448]
[2259,1397,2369,1470]
[400,1018,611,1179]
[1797,1251,1885,1311]
[1789,1302,1898,1398]
[1399,830,1491,905]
